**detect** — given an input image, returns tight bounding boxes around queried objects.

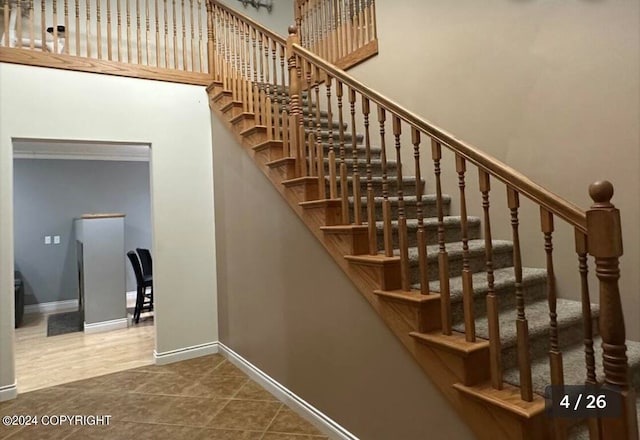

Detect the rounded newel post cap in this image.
[288,25,298,36]
[589,180,614,206]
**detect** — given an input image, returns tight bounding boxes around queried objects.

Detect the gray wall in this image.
[13,159,151,305]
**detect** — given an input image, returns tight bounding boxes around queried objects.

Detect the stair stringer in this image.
[207,84,550,440]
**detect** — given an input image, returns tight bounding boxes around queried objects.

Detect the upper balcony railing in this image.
[0,0,214,84]
[295,0,377,70]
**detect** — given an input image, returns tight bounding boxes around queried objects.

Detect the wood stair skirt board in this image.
[207,81,638,439]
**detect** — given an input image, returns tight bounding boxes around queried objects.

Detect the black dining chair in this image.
[126,251,153,323]
[136,248,153,280]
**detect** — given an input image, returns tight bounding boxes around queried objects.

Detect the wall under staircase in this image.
[211,114,476,440]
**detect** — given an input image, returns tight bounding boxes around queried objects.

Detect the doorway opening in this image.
[12,138,155,393]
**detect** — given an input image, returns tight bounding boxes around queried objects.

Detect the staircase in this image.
[206,2,639,439]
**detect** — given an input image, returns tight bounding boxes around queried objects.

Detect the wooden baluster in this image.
[30,0,35,50]
[432,140,450,323]
[393,117,410,291]
[107,0,113,59]
[456,155,475,342]
[576,230,597,386]
[263,34,270,100]
[507,187,533,402]
[314,65,326,198]
[362,0,369,44]
[266,96,273,141]
[282,110,290,157]
[117,0,123,61]
[172,0,178,68]
[272,39,280,140]
[364,98,377,254]
[286,28,302,175]
[371,0,377,39]
[43,0,48,53]
[253,83,260,125]
[145,0,150,64]
[180,0,185,69]
[541,208,562,384]
[153,0,159,65]
[411,130,427,293]
[541,207,567,439]
[135,0,141,63]
[575,230,601,440]
[339,0,346,59]
[586,181,638,439]
[126,0,132,62]
[379,107,392,257]
[229,17,236,100]
[336,81,349,223]
[479,169,502,389]
[326,76,337,199]
[246,25,253,113]
[96,0,102,59]
[280,44,286,124]
[322,0,329,60]
[163,0,169,66]
[3,0,9,48]
[258,31,264,87]
[349,88,362,225]
[189,0,195,70]
[86,0,92,57]
[16,0,22,49]
[197,0,203,71]
[305,61,315,177]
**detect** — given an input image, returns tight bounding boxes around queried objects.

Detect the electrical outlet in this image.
[54,235,61,244]
[44,236,51,244]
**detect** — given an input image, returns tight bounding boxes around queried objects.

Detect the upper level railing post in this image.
[287,25,302,173]
[586,180,638,440]
[206,0,215,78]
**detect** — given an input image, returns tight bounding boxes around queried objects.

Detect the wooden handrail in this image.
[291,42,587,232]
[210,0,286,46]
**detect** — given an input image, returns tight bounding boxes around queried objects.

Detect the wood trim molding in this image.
[80,213,126,219]
[335,40,379,71]
[0,48,213,86]
[0,382,18,402]
[153,341,220,365]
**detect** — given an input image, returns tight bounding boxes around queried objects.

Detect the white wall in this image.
[347,0,640,340]
[0,63,218,398]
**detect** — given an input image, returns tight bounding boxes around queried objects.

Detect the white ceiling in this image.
[12,139,150,162]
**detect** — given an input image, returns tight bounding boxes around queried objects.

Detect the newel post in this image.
[586,181,638,439]
[287,25,302,174]
[206,0,215,79]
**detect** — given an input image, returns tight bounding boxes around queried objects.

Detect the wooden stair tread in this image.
[299,198,342,208]
[319,225,368,233]
[453,381,546,419]
[344,254,400,265]
[230,112,256,123]
[266,157,295,168]
[374,289,439,304]
[282,176,318,186]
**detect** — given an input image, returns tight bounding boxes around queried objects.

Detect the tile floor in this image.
[0,354,330,440]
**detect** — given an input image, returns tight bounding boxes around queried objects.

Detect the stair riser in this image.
[409,246,514,284]
[378,221,482,250]
[501,316,600,372]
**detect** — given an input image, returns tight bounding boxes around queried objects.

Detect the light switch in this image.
[44,236,51,244]
[54,235,61,244]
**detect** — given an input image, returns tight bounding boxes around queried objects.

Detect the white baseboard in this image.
[24,299,78,315]
[0,382,17,402]
[83,318,128,334]
[153,341,219,365]
[218,342,358,440]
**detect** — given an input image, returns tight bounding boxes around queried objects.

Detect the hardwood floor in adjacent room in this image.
[14,309,155,393]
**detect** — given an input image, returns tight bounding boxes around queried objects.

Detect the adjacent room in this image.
[12,139,155,392]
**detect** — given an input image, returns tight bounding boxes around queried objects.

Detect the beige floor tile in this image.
[186,374,249,399]
[209,400,282,431]
[234,380,279,402]
[154,396,228,426]
[0,424,78,440]
[266,407,323,436]
[213,360,249,378]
